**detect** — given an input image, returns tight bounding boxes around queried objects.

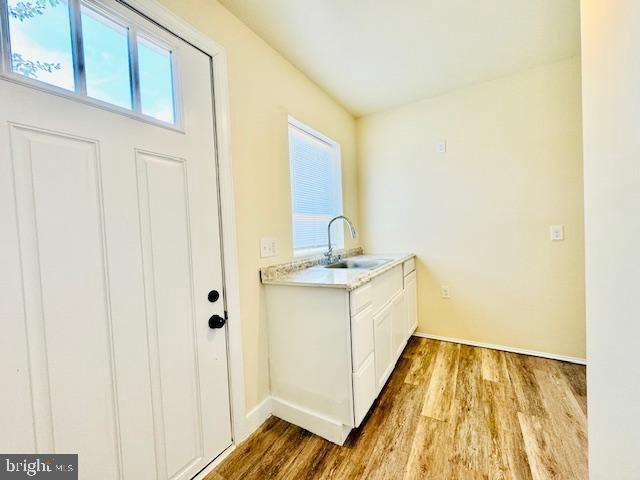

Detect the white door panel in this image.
[136,151,206,478]
[0,6,232,479]
[0,120,33,454]
[8,125,121,479]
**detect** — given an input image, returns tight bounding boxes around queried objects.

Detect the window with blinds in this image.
[288,117,343,255]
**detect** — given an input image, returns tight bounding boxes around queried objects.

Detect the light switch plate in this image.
[441,285,451,299]
[260,237,278,257]
[436,140,447,154]
[550,225,564,241]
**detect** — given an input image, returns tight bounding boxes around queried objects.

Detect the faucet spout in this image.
[325,215,357,261]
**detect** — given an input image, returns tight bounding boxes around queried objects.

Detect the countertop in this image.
[260,252,415,291]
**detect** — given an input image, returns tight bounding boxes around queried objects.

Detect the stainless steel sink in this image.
[325,258,391,270]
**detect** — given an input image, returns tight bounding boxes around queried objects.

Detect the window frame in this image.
[0,0,183,130]
[288,116,344,257]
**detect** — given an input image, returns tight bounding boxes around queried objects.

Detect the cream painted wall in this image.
[581,1,640,477]
[156,0,359,412]
[357,57,585,359]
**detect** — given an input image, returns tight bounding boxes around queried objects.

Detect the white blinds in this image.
[288,120,343,253]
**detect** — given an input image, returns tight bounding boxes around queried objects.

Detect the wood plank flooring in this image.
[212,338,587,480]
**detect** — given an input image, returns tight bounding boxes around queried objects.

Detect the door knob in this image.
[208,314,225,329]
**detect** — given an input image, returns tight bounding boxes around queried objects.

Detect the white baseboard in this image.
[244,396,273,440]
[271,396,351,446]
[413,332,587,365]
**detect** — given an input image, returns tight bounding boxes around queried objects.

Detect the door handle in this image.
[208,314,226,329]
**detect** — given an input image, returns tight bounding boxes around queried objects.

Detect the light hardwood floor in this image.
[211,338,587,480]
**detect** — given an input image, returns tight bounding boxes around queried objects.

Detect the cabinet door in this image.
[374,302,393,391]
[391,292,407,361]
[405,271,418,338]
[353,353,376,427]
[351,305,374,372]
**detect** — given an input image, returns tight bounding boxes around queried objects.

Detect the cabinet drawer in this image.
[372,265,403,314]
[403,257,415,277]
[353,353,376,427]
[351,305,374,372]
[350,282,373,316]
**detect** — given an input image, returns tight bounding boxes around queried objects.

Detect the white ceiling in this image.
[218,0,581,116]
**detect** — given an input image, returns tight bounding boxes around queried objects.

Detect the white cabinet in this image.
[351,305,374,372]
[375,291,406,392]
[353,353,376,426]
[264,257,416,445]
[391,291,408,361]
[404,270,418,336]
[374,300,393,391]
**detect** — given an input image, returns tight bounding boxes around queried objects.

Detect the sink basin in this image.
[325,258,391,270]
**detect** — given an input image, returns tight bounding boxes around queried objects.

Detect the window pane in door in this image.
[81,5,132,109]
[6,0,75,90]
[138,36,175,123]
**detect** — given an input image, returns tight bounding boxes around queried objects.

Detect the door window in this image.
[81,4,132,109]
[0,0,179,125]
[6,0,75,90]
[138,35,175,124]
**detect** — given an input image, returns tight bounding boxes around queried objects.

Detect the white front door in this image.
[0,2,232,478]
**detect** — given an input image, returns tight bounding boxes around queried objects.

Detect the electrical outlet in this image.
[260,237,277,258]
[550,225,564,241]
[436,140,447,154]
[441,285,451,299]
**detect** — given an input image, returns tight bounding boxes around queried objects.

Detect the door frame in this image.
[117,0,248,465]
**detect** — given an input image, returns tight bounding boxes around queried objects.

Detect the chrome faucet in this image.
[325,215,357,262]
